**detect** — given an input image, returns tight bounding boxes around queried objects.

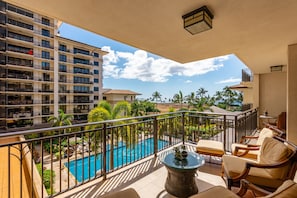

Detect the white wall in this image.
[259,71,287,117]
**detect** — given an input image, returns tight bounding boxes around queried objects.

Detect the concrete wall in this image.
[288,44,297,144]
[241,75,259,109]
[259,71,287,117]
[104,95,136,106]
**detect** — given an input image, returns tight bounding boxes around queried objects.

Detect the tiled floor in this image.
[58,152,250,198]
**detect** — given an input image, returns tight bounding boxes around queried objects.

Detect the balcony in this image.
[33,18,54,28]
[5,111,33,118]
[73,90,93,94]
[7,18,33,31]
[4,73,33,80]
[6,99,33,105]
[73,100,93,104]
[5,87,33,92]
[73,108,90,113]
[33,30,54,38]
[39,89,53,93]
[42,100,54,104]
[0,109,258,197]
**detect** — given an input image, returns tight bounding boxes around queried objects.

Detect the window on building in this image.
[41,62,50,70]
[42,40,50,48]
[0,41,5,51]
[0,26,6,38]
[0,1,6,12]
[94,70,99,74]
[74,48,89,55]
[7,5,33,18]
[0,13,6,25]
[41,51,50,59]
[59,75,66,83]
[74,76,90,84]
[74,86,90,93]
[94,61,99,66]
[0,54,5,64]
[94,87,99,91]
[42,17,50,26]
[74,57,89,65]
[59,85,66,92]
[59,44,67,51]
[59,54,67,62]
[94,96,99,100]
[59,64,67,72]
[73,67,89,74]
[41,29,50,37]
[93,52,99,57]
[94,78,99,83]
[7,18,33,30]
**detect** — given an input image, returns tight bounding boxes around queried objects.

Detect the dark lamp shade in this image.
[182,6,214,35]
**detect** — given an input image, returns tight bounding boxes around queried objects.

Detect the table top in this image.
[160,151,205,170]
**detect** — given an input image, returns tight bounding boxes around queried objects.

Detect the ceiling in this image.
[6,0,297,74]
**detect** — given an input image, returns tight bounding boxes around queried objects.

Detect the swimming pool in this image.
[64,138,168,182]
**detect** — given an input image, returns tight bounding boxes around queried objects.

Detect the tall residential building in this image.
[0,1,107,132]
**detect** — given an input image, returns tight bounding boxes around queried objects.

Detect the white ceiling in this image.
[6,0,297,74]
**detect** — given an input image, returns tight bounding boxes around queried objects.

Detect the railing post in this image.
[110,127,114,170]
[102,123,107,180]
[182,112,185,145]
[223,115,227,151]
[234,115,238,143]
[153,116,158,157]
[244,112,247,137]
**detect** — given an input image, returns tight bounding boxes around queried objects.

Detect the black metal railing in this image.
[0,108,257,197]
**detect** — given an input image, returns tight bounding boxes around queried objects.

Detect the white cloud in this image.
[102,46,230,82]
[215,77,241,84]
[185,80,192,83]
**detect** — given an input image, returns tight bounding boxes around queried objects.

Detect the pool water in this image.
[64,138,168,182]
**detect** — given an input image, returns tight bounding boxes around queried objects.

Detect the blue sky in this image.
[59,23,248,100]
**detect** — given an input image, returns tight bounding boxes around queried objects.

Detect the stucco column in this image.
[287,44,297,144]
[53,19,59,117]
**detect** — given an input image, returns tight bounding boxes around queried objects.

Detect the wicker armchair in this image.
[231,127,274,159]
[223,136,297,191]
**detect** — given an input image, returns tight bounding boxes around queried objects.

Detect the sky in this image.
[58,23,248,101]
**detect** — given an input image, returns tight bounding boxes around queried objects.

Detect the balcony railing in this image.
[0,109,258,197]
[4,73,33,80]
[6,100,33,105]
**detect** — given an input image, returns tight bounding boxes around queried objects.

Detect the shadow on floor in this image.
[64,156,164,198]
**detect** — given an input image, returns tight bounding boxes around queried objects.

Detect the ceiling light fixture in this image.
[182,5,214,35]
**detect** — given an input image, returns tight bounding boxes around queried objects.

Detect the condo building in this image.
[0,1,107,132]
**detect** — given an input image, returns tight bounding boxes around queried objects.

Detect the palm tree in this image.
[222,86,236,109]
[151,91,162,102]
[86,100,136,167]
[186,92,196,109]
[196,87,208,98]
[88,100,131,123]
[131,100,146,116]
[172,90,184,109]
[214,91,223,102]
[47,109,73,133]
